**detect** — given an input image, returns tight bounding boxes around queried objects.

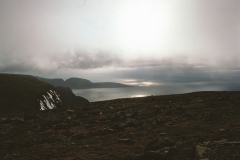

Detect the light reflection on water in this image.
[132,94,147,98]
[72,82,232,102]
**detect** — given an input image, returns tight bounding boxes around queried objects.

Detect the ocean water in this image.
[72,82,228,102]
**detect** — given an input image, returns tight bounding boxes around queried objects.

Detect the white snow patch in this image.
[47,92,53,100]
[40,100,45,110]
[43,95,56,109]
[53,91,61,102]
[39,90,62,110]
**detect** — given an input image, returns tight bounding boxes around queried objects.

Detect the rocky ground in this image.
[1,91,240,160]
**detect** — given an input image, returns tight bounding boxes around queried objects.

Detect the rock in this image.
[134,137,176,160]
[225,141,240,144]
[110,122,133,131]
[72,157,84,160]
[133,151,167,160]
[0,131,7,135]
[67,109,75,113]
[144,138,175,152]
[122,154,133,160]
[98,128,115,135]
[212,139,227,145]
[176,140,196,149]
[228,127,240,141]
[1,118,13,124]
[195,145,209,158]
[52,123,66,130]
[23,115,39,120]
[219,128,225,132]
[71,134,87,141]
[177,147,194,159]
[134,146,176,160]
[1,117,24,124]
[118,138,135,144]
[159,133,167,136]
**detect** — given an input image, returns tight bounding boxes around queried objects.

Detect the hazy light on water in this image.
[122,79,159,86]
[132,94,148,98]
[140,82,155,86]
[72,80,240,102]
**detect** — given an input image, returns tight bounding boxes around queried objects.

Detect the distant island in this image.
[37,77,132,89]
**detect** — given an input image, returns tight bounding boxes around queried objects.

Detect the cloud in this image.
[57,50,123,69]
[0,49,123,74]
[1,48,240,92]
[109,64,240,85]
[0,0,239,89]
[0,51,37,73]
[1,49,240,80]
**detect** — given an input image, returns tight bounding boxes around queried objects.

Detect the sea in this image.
[72,82,230,102]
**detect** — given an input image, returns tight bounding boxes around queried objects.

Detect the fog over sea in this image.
[72,81,236,102]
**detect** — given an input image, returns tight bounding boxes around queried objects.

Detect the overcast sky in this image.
[0,0,240,86]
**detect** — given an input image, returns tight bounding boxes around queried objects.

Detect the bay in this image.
[72,82,227,102]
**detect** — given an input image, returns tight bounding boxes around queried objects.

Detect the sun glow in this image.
[115,0,169,55]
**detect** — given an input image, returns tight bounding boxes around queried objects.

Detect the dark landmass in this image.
[1,91,240,159]
[0,74,89,113]
[0,73,62,112]
[55,86,89,107]
[37,77,132,89]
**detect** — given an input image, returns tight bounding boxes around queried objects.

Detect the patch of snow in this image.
[47,92,53,100]
[38,90,62,110]
[40,100,45,110]
[53,90,61,102]
[43,95,56,109]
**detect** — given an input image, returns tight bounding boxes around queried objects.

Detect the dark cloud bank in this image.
[0,50,122,73]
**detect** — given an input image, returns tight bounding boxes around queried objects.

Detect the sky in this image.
[0,0,240,88]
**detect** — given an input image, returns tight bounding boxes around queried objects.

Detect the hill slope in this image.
[55,86,89,107]
[0,74,63,112]
[0,74,89,113]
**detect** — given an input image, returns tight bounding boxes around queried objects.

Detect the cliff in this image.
[55,86,89,106]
